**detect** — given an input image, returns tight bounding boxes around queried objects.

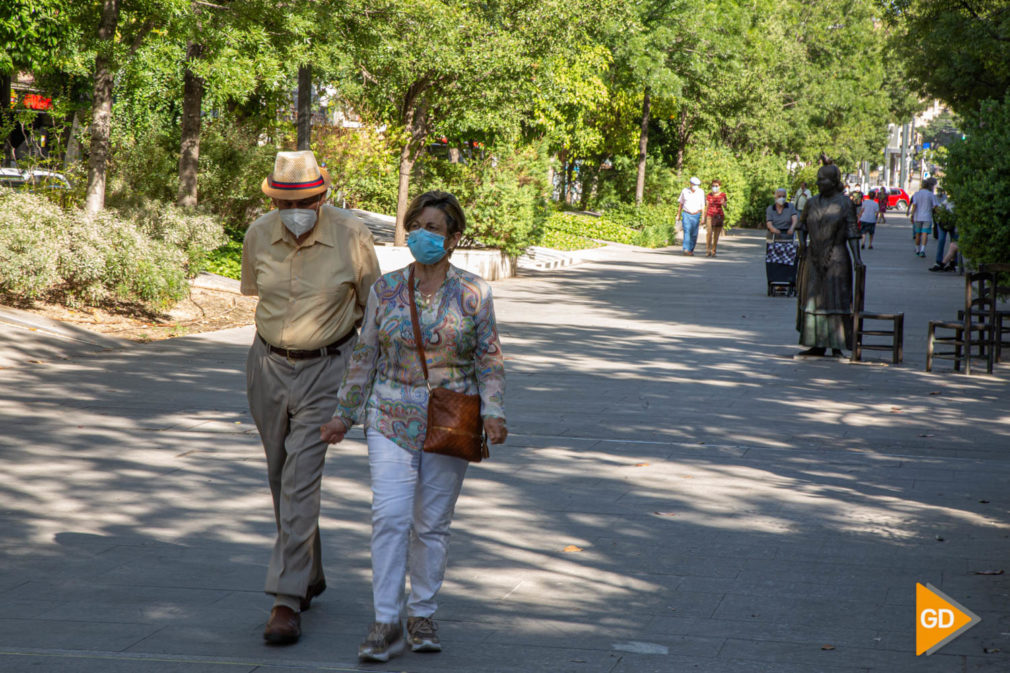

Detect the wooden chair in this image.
[979,264,1010,365]
[851,264,903,364]
[927,271,995,374]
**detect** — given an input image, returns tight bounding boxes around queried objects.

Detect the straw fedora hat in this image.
[261,150,332,200]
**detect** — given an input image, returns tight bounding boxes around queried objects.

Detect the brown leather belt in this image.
[258,331,355,360]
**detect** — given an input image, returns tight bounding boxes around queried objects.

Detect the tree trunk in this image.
[394,142,414,246]
[297,65,312,151]
[557,148,567,202]
[635,88,651,206]
[1,73,13,164]
[393,92,430,245]
[579,162,595,211]
[675,112,692,173]
[177,42,204,208]
[448,146,461,163]
[84,0,120,216]
[565,160,575,205]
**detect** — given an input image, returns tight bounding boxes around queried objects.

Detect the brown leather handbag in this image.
[408,266,489,462]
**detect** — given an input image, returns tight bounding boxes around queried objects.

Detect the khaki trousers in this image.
[706,218,723,253]
[246,334,354,602]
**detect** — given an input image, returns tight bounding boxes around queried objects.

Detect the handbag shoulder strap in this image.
[407,264,430,383]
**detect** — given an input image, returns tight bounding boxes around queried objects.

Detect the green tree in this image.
[943,95,1010,268]
[337,0,602,244]
[882,0,1010,116]
[64,0,181,215]
[0,0,72,159]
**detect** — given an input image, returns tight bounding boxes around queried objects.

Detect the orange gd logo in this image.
[916,583,980,656]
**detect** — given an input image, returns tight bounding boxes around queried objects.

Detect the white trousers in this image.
[367,431,468,623]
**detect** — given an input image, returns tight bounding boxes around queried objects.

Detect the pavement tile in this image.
[0,618,162,652]
[0,653,258,673]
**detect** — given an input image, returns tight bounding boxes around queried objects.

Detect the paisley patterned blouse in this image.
[333,264,506,452]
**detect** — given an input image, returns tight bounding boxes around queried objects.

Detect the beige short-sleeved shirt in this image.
[241,205,381,350]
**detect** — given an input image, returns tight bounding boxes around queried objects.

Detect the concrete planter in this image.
[373,245,515,280]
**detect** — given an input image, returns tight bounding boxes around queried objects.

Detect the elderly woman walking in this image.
[703,179,728,257]
[320,191,507,663]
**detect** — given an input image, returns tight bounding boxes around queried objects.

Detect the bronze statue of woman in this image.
[795,161,864,357]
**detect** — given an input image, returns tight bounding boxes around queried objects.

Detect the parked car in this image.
[0,167,71,191]
[863,187,910,212]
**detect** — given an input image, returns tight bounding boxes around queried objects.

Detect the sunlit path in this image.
[0,225,1007,672]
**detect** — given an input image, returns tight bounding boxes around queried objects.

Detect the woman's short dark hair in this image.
[404,191,466,237]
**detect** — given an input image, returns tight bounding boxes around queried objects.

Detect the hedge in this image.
[0,192,224,307]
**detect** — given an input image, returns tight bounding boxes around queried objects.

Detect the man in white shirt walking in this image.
[793,182,812,214]
[909,178,939,258]
[857,195,879,249]
[677,176,705,256]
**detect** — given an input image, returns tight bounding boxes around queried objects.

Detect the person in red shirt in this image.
[703,179,728,257]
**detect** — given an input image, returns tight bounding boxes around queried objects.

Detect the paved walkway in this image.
[0,213,1008,672]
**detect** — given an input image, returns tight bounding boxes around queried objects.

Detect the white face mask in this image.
[280,208,318,237]
[711,187,720,194]
[775,197,786,206]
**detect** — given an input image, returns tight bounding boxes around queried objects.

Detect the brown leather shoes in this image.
[300,580,326,611]
[264,606,301,645]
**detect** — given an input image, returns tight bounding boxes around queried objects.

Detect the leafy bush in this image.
[592,153,682,209]
[533,208,675,248]
[108,117,281,230]
[592,147,788,228]
[0,192,212,307]
[0,193,62,300]
[681,146,747,227]
[197,121,280,229]
[107,120,179,205]
[599,202,677,229]
[632,221,678,247]
[944,96,1010,269]
[112,196,228,272]
[415,143,551,256]
[536,228,604,251]
[790,163,820,197]
[204,230,244,280]
[736,153,789,226]
[542,211,637,244]
[315,125,399,214]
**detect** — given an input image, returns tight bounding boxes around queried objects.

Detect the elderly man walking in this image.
[677,176,705,256]
[909,177,939,258]
[241,150,381,644]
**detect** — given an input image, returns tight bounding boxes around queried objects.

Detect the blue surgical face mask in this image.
[407,228,448,265]
[280,208,317,237]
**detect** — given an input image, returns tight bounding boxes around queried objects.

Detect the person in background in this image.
[857,193,879,249]
[930,192,958,271]
[793,181,812,214]
[703,178,728,257]
[909,177,939,258]
[876,186,888,225]
[321,191,507,663]
[676,176,705,256]
[931,236,959,272]
[765,188,798,241]
[242,150,381,645]
[931,189,956,270]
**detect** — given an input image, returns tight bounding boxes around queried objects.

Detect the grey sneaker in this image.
[407,616,441,652]
[358,621,405,662]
